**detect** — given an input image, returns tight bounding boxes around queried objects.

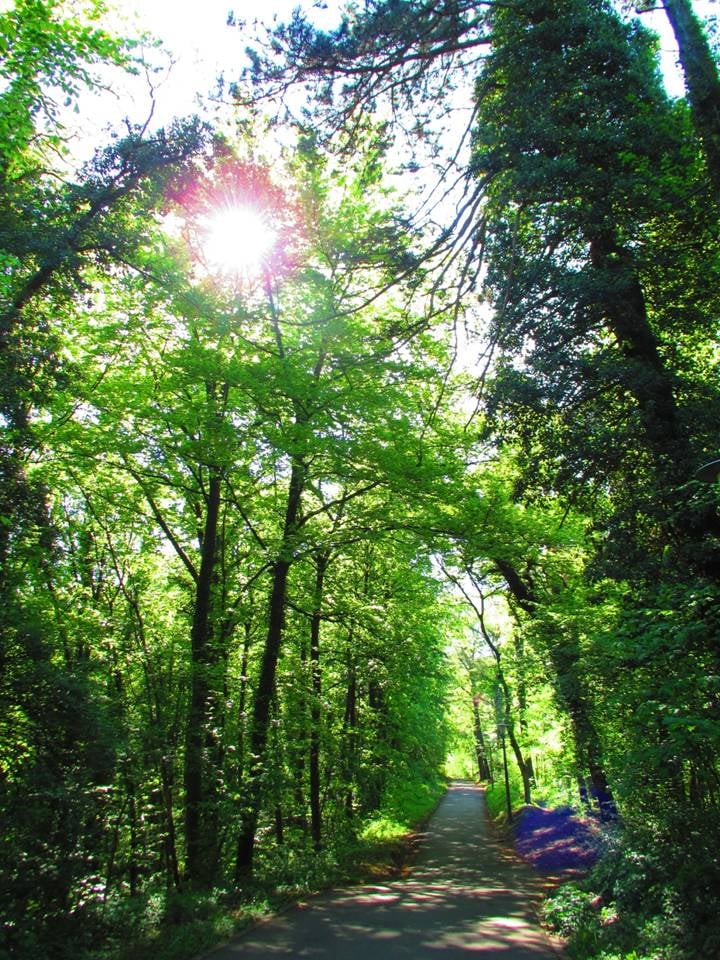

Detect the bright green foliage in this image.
[1,104,466,950]
[0,0,132,175]
[5,2,720,959]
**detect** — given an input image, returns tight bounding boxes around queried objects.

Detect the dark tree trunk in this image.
[588,235,688,471]
[292,636,309,831]
[159,755,181,889]
[184,468,222,886]
[274,805,284,845]
[235,459,305,880]
[591,231,720,572]
[126,775,140,897]
[567,698,619,821]
[342,645,358,818]
[309,551,328,852]
[232,622,253,794]
[472,698,492,781]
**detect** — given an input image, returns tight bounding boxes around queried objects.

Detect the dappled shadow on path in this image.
[209,784,560,959]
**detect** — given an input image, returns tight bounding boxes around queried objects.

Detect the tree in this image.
[441,558,535,803]
[40,132,463,890]
[634,0,720,205]
[238,0,490,143]
[0,0,131,176]
[231,136,462,877]
[0,5,211,945]
[472,0,720,578]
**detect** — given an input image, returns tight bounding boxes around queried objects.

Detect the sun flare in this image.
[200,206,277,277]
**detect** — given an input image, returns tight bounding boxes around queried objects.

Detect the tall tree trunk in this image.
[126,769,140,897]
[184,468,222,886]
[232,620,253,795]
[309,551,328,851]
[588,232,720,570]
[561,674,618,821]
[342,642,358,818]
[472,696,492,781]
[495,558,618,820]
[588,234,688,469]
[497,671,532,804]
[444,561,533,802]
[661,0,720,205]
[159,755,182,889]
[290,632,309,831]
[513,632,535,787]
[235,458,305,880]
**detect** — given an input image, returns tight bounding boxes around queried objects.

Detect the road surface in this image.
[207,782,562,958]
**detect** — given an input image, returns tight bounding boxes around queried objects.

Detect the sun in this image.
[200,205,277,278]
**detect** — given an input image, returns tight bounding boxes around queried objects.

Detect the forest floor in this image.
[202,782,562,959]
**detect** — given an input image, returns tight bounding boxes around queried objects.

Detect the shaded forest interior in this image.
[3,1,720,959]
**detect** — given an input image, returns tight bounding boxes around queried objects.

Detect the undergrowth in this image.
[484,777,720,959]
[541,813,720,960]
[22,776,448,960]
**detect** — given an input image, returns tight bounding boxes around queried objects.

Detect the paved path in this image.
[208,782,562,959]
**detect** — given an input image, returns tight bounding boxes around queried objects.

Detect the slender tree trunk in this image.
[472,697,492,781]
[274,806,285,845]
[342,643,358,818]
[235,458,305,880]
[104,796,127,901]
[499,675,532,804]
[234,621,253,783]
[495,558,618,819]
[159,755,182,890]
[184,468,222,886]
[309,551,328,851]
[661,0,720,206]
[513,633,535,787]
[445,562,532,802]
[126,773,140,897]
[293,636,309,830]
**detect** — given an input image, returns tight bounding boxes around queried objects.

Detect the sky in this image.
[66,0,718,162]
[113,0,718,115]
[98,0,343,133]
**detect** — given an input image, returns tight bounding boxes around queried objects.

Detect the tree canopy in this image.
[3,2,720,960]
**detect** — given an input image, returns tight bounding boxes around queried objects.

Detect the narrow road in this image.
[208,782,562,958]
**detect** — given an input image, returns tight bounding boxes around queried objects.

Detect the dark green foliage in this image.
[0,614,116,955]
[239,0,490,147]
[462,4,720,955]
[544,812,720,958]
[475,1,720,554]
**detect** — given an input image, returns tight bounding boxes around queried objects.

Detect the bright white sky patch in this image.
[117,0,718,109]
[200,206,277,277]
[62,0,718,167]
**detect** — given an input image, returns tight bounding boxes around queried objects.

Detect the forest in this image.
[2,1,720,958]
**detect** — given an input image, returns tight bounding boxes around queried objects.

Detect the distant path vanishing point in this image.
[206,782,562,959]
